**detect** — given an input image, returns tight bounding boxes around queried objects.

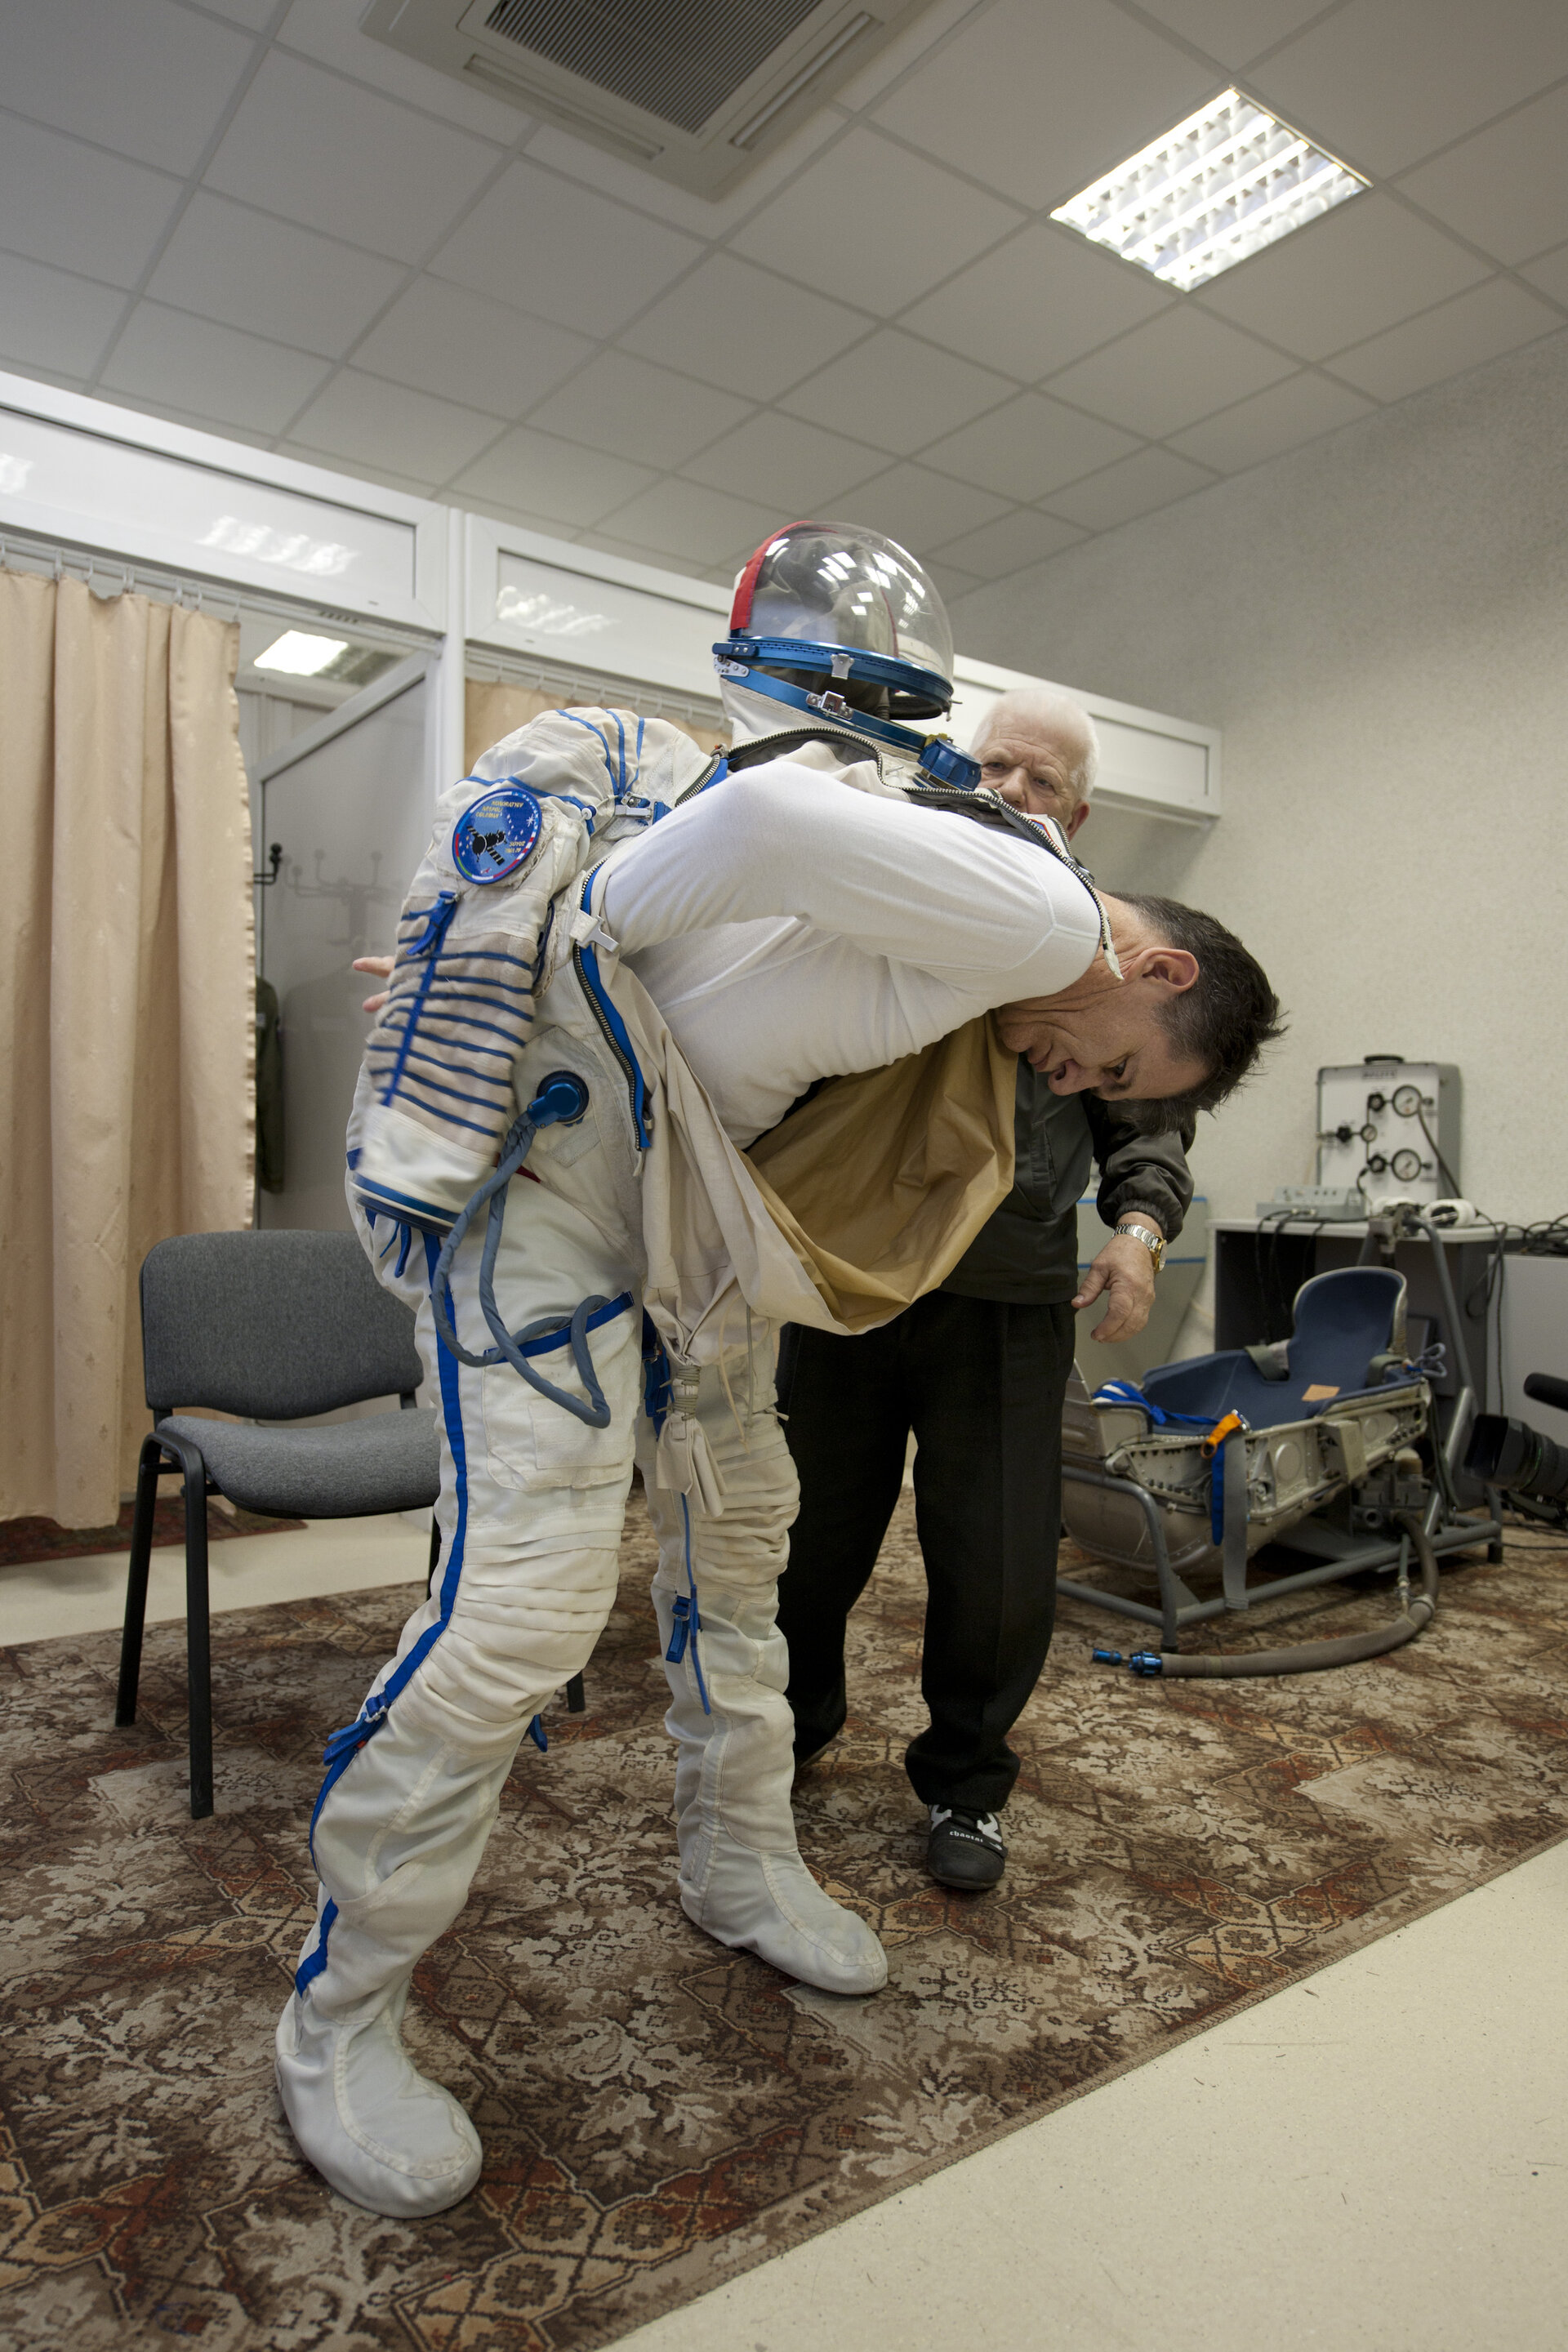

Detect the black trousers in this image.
[776,1291,1075,1815]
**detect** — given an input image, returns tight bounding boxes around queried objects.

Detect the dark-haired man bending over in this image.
[778,690,1279,1891]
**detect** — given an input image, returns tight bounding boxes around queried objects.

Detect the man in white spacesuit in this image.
[279,523,1279,2221]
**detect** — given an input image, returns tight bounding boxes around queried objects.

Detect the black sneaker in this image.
[927,1804,1006,1890]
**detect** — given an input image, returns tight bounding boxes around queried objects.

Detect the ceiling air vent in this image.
[359,0,940,196]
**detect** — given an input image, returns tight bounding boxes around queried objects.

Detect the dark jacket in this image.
[942,1063,1194,1305]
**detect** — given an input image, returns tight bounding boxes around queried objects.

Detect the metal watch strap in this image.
[1115,1220,1165,1272]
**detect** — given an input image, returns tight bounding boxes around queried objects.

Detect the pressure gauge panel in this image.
[1314,1062,1460,1205]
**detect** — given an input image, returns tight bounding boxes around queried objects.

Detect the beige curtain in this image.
[466,679,727,768]
[1,572,255,1527]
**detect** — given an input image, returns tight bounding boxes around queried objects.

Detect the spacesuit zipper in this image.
[909,782,1096,879]
[572,942,644,1145]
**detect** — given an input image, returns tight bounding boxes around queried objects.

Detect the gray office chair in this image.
[115,1230,440,1820]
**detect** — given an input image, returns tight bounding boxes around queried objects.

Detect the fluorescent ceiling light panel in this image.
[253,630,351,676]
[1051,89,1367,293]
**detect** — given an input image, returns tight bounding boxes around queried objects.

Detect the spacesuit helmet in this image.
[716,520,955,728]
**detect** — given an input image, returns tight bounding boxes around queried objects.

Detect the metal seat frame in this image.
[1058,1221,1504,1652]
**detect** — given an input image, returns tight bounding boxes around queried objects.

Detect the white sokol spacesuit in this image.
[275,525,1108,2217]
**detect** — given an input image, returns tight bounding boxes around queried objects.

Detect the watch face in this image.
[452,783,543,884]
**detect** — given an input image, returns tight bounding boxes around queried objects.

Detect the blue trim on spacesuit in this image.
[574,878,653,1149]
[297,1235,472,1949]
[294,1896,338,1993]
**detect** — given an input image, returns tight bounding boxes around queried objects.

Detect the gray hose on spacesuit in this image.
[430,1076,614,1428]
[1129,1512,1440,1677]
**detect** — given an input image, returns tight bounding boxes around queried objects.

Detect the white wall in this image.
[951,327,1568,1236]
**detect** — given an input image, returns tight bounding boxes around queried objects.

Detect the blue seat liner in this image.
[1140,1267,1405,1431]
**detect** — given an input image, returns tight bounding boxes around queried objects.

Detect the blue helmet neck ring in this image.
[715,639,979,792]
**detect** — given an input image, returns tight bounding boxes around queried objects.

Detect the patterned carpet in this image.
[2,1494,1566,2351]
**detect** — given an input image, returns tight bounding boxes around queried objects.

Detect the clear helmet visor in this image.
[731,520,953,710]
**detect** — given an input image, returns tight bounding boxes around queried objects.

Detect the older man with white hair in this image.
[777,686,1196,1891]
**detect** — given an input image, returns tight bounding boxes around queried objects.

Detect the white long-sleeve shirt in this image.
[597,757,1104,1145]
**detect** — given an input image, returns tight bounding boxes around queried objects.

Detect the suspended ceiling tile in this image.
[274,446,440,498]
[525,350,752,470]
[1045,445,1217,532]
[1046,306,1294,439]
[1167,369,1374,471]
[199,0,278,27]
[617,254,867,401]
[0,363,91,400]
[780,328,1013,455]
[100,302,331,436]
[731,128,1023,317]
[592,479,784,566]
[933,507,1089,581]
[0,120,182,292]
[523,106,842,239]
[2,0,255,174]
[1250,0,1568,178]
[432,161,703,338]
[352,277,593,416]
[0,252,127,381]
[289,369,502,484]
[274,0,532,142]
[1196,194,1491,360]
[571,529,699,571]
[900,225,1174,385]
[1519,243,1568,306]
[833,0,979,111]
[146,194,407,359]
[1396,84,1568,266]
[205,52,501,265]
[921,392,1140,502]
[1323,279,1565,403]
[159,414,278,452]
[872,0,1214,214]
[682,412,887,511]
[470,501,583,541]
[835,463,1013,553]
[1129,0,1330,71]
[452,425,657,525]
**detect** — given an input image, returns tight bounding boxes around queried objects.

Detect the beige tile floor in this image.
[4,1523,1564,2352]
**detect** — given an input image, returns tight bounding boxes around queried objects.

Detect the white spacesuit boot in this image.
[644,1351,886,1998]
[276,1704,521,2216]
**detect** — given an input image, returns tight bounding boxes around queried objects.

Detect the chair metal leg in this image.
[115,1436,166,1727]
[182,1460,214,1821]
[565,1673,586,1713]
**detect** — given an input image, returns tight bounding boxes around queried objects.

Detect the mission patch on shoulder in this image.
[452,782,543,884]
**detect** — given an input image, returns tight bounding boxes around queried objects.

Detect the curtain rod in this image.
[0,530,437,654]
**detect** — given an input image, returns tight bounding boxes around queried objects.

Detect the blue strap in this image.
[1092,1379,1218,1432]
[675,1493,710,1716]
[527,1714,547,1752]
[641,1316,671,1435]
[665,1594,696,1663]
[405,891,459,957]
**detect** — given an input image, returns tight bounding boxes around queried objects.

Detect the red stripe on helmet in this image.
[727,520,833,635]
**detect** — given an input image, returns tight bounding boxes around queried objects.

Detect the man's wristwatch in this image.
[1114,1220,1166,1274]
